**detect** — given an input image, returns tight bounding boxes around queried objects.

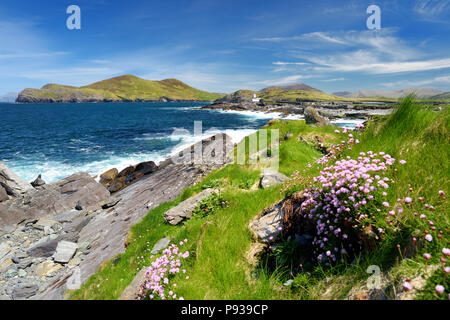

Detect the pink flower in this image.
[402,282,413,292]
[404,197,412,204]
[425,234,433,242]
[435,285,445,295]
[382,201,389,207]
[443,248,450,257]
[423,253,431,260]
[399,160,406,165]
[439,190,445,196]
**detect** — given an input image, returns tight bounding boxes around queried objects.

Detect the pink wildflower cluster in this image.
[138,239,189,300]
[301,151,397,264]
[316,128,360,165]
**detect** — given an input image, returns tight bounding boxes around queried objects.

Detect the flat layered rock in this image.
[53,241,78,263]
[0,162,34,197]
[0,172,110,226]
[164,188,217,225]
[16,134,233,300]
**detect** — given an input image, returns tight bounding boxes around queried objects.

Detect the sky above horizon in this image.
[0,0,449,96]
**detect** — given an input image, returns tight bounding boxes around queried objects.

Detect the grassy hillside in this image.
[16,75,223,103]
[69,98,449,300]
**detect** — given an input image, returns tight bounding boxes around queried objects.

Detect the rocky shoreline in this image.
[0,133,233,300]
[201,100,394,121]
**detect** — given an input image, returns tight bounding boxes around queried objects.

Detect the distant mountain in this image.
[16,75,223,103]
[429,92,450,100]
[260,83,322,92]
[332,91,352,97]
[347,88,444,99]
[0,92,18,103]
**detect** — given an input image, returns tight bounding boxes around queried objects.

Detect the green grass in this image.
[70,97,449,300]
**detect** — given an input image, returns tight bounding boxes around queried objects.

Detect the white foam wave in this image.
[331,118,365,130]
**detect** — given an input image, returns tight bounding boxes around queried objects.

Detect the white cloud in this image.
[383,75,450,88]
[320,78,345,82]
[273,61,308,66]
[250,75,308,86]
[310,57,450,74]
[414,0,450,15]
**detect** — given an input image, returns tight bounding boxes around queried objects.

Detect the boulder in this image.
[135,161,158,175]
[248,201,284,243]
[259,169,288,189]
[106,161,158,193]
[99,168,118,187]
[304,107,330,126]
[0,172,110,226]
[164,188,217,225]
[53,241,78,263]
[31,174,46,188]
[116,166,135,179]
[0,162,34,196]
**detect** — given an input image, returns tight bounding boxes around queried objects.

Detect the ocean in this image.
[0,102,360,183]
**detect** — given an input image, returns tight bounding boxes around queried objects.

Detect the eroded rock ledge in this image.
[0,133,233,300]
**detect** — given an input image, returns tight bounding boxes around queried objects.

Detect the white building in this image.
[251,93,261,103]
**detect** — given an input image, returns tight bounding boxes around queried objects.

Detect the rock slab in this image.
[53,241,78,263]
[164,188,217,225]
[259,169,288,189]
[249,201,284,243]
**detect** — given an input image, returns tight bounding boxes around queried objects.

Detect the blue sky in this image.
[0,0,449,95]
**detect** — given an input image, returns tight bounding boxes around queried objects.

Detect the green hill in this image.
[16,75,223,103]
[217,87,346,103]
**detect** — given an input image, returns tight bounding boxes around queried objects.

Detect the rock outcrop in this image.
[0,162,34,197]
[31,175,46,188]
[164,188,217,225]
[0,133,233,300]
[0,172,110,226]
[249,201,285,243]
[304,107,330,126]
[259,169,288,189]
[100,161,158,193]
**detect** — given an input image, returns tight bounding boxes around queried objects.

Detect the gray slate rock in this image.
[259,169,288,189]
[151,237,171,254]
[248,200,284,243]
[27,238,59,258]
[164,188,217,225]
[0,242,11,260]
[53,241,78,263]
[0,172,110,226]
[0,161,34,197]
[119,267,147,300]
[31,174,46,188]
[12,284,39,300]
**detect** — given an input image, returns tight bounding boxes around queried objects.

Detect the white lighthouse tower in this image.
[252,93,261,103]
